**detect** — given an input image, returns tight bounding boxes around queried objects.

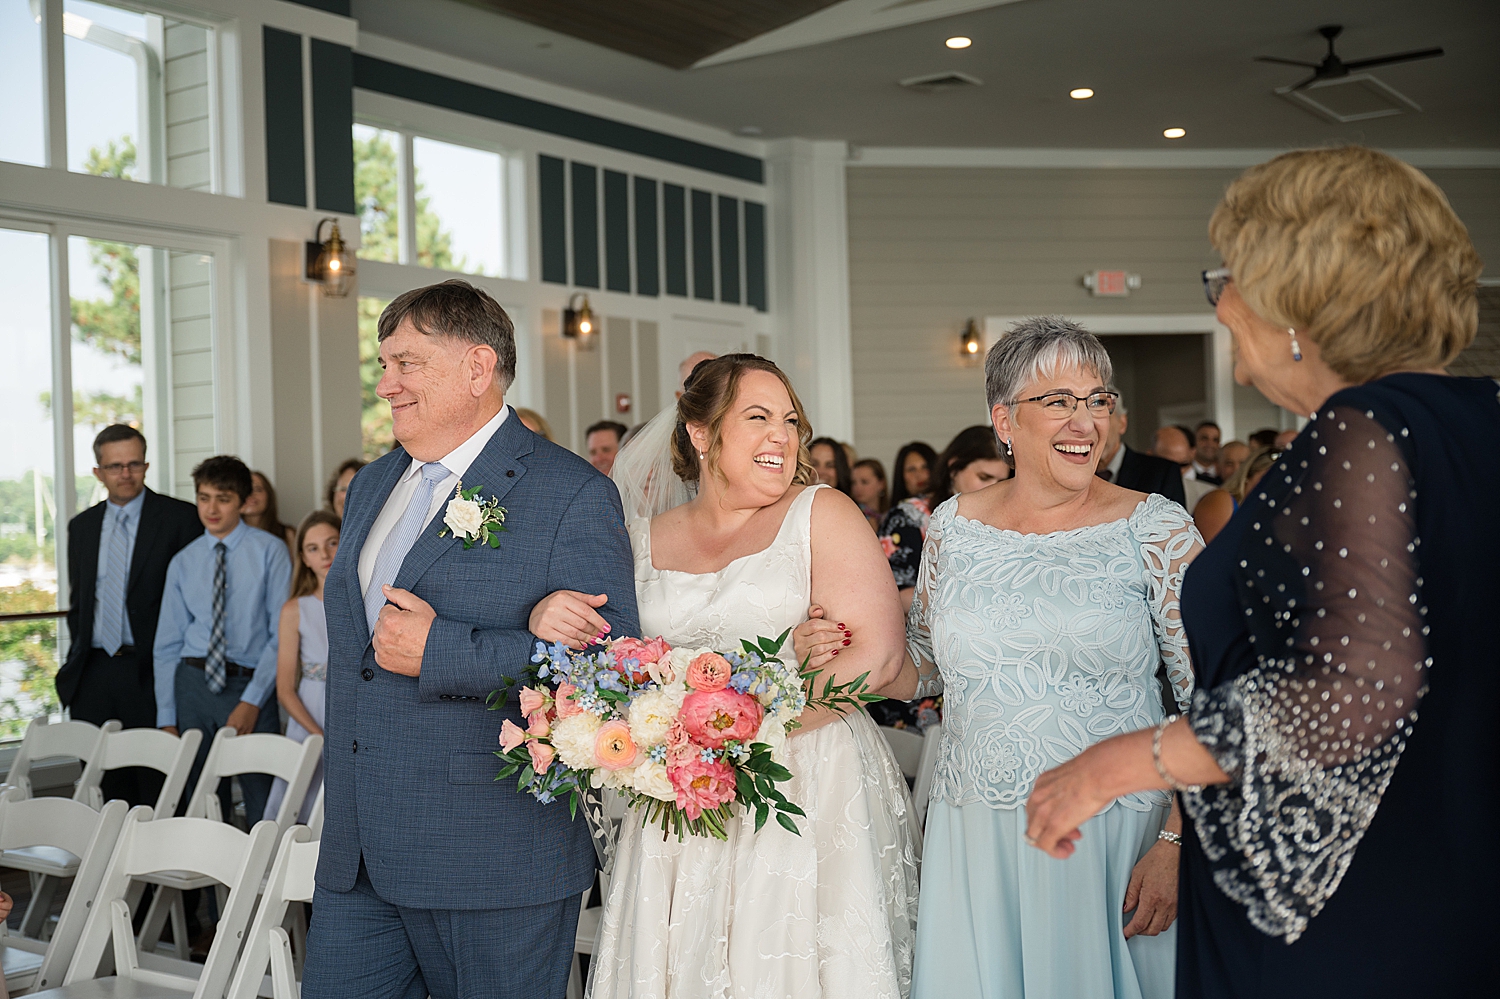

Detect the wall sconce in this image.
[563,292,597,348]
[960,318,983,360]
[305,218,356,297]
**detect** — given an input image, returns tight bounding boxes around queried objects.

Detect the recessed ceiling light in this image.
[945,36,972,49]
[737,125,763,136]
[1070,88,1094,100]
[1163,127,1186,139]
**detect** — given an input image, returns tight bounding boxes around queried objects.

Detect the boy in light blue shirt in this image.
[154,455,291,824]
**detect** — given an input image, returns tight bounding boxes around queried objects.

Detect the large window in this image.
[353,123,526,279]
[0,217,218,737]
[1,0,220,192]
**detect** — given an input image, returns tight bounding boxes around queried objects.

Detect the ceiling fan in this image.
[1255,24,1443,91]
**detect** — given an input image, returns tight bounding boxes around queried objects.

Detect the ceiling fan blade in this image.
[1290,71,1322,91]
[1255,55,1320,68]
[1342,47,1444,71]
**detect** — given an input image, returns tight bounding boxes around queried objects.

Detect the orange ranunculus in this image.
[686,652,732,692]
[594,720,640,771]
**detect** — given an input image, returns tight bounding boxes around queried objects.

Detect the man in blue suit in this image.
[305,280,639,999]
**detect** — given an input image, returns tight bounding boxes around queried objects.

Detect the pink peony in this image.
[527,739,556,774]
[612,635,670,667]
[499,719,527,752]
[665,742,700,768]
[527,710,551,738]
[554,681,582,718]
[594,720,640,771]
[680,688,763,749]
[666,719,690,748]
[686,653,732,692]
[668,757,737,820]
[518,686,552,718]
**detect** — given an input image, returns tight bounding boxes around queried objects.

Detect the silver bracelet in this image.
[1152,715,1203,794]
[1157,829,1183,847]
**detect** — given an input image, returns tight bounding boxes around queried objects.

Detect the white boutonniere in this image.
[439,481,508,549]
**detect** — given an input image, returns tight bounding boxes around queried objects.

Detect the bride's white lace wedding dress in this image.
[587,484,921,999]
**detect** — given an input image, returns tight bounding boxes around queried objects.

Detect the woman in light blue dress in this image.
[905,318,1201,998]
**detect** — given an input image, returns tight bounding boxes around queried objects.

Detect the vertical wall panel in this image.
[634,176,659,297]
[542,309,571,443]
[663,183,687,296]
[603,169,631,293]
[575,336,604,447]
[606,316,633,423]
[744,200,767,312]
[539,155,567,284]
[310,40,355,214]
[262,27,305,206]
[637,320,661,418]
[717,195,740,305]
[170,250,217,494]
[571,162,600,288]
[163,20,212,191]
[691,188,714,301]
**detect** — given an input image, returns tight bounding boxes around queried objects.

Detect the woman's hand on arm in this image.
[275,600,322,737]
[791,604,849,671]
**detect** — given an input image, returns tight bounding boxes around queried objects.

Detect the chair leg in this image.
[169,894,190,962]
[566,955,583,999]
[19,874,60,939]
[137,886,175,957]
[287,902,308,978]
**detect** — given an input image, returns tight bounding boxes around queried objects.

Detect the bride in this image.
[587,354,921,998]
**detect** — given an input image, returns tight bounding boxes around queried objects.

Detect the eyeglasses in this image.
[1018,390,1118,418]
[1202,267,1232,306]
[98,461,146,475]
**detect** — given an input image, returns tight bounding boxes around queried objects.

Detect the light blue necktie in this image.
[364,462,450,633]
[96,506,130,655]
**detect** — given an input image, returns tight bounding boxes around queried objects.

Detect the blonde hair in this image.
[1223,446,1279,504]
[1209,146,1482,382]
[290,510,340,598]
[514,407,553,442]
[671,354,815,487]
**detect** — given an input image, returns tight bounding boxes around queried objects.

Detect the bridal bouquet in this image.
[493,631,878,840]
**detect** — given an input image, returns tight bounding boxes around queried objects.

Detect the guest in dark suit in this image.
[59,425,202,806]
[1093,390,1187,506]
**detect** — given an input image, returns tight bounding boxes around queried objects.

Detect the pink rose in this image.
[527,710,551,738]
[499,719,527,752]
[686,653,732,692]
[668,757,737,821]
[666,720,690,748]
[554,681,582,718]
[527,739,556,774]
[680,688,763,749]
[594,720,640,771]
[518,686,551,718]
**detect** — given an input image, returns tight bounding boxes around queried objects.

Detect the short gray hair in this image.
[984,316,1113,409]
[377,279,517,391]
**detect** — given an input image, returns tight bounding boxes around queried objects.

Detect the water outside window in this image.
[64,0,152,182]
[412,135,505,277]
[0,0,46,167]
[0,227,61,736]
[354,124,401,264]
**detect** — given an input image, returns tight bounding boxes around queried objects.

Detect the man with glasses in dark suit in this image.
[1093,389,1188,506]
[59,425,202,807]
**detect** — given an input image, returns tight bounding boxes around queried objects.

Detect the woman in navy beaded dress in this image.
[1025,146,1497,998]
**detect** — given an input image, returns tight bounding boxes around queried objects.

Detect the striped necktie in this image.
[96,506,130,655]
[364,462,451,633]
[205,541,228,693]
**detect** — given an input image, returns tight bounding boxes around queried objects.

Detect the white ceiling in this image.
[351,0,1500,150]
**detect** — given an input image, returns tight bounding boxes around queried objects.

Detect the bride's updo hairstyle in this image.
[672,354,816,486]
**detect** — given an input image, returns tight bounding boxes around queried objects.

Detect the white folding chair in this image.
[565,867,612,999]
[912,723,943,828]
[224,827,318,999]
[304,786,324,841]
[137,730,322,959]
[39,809,277,999]
[878,725,925,783]
[0,792,129,996]
[75,728,202,818]
[2,718,120,800]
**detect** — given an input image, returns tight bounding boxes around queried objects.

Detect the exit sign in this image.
[1084,270,1141,297]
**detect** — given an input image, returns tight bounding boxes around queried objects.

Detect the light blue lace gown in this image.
[908,492,1201,999]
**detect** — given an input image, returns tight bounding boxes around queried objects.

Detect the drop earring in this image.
[1288,327,1303,362]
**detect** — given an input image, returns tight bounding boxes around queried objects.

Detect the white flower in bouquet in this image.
[443,495,485,538]
[551,711,603,769]
[754,711,789,765]
[629,760,676,802]
[627,689,680,748]
[591,765,635,790]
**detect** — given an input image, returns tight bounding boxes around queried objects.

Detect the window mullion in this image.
[41,0,67,170]
[47,226,76,621]
[399,131,416,265]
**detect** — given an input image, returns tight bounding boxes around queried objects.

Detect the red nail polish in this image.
[832,649,839,656]
[837,623,846,629]
[842,638,851,646]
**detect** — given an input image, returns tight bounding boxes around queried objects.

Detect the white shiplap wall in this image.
[163,20,212,192]
[169,250,215,495]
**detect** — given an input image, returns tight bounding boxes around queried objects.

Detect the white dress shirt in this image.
[358,405,509,596]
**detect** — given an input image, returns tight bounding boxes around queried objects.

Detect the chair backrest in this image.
[77,727,202,815]
[187,729,324,833]
[878,725,925,780]
[65,809,278,999]
[4,718,120,798]
[225,827,320,999]
[0,790,130,991]
[306,783,325,840]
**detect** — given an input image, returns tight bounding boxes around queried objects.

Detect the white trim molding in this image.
[851,147,1500,169]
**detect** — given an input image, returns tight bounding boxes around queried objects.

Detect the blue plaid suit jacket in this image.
[316,411,639,909]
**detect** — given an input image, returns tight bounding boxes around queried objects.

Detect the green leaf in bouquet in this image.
[487,533,502,549]
[777,800,807,818]
[741,638,760,656]
[735,770,755,803]
[858,693,886,702]
[518,764,534,790]
[569,790,579,821]
[754,801,770,832]
[762,762,793,782]
[776,812,801,835]
[495,763,520,779]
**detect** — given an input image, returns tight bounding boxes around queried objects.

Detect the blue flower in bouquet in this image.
[727,672,755,694]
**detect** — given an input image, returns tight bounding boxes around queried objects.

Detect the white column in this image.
[766,139,855,444]
[1208,322,1236,443]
